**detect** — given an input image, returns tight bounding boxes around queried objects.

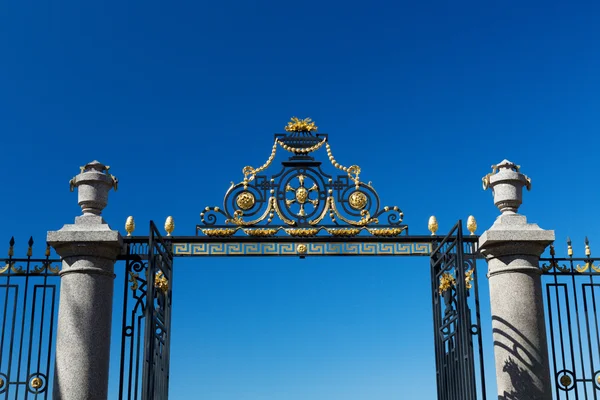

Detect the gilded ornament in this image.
[201,228,237,237]
[296,244,307,254]
[465,269,473,290]
[0,264,9,274]
[165,216,174,236]
[284,117,318,133]
[129,271,140,291]
[367,227,405,237]
[560,374,572,387]
[349,191,367,210]
[467,215,477,235]
[243,228,279,236]
[428,216,439,236]
[296,187,308,204]
[154,271,169,294]
[285,228,320,237]
[278,138,326,154]
[327,228,361,237]
[48,264,60,274]
[0,377,4,389]
[30,377,42,389]
[439,272,456,295]
[125,216,135,236]
[285,175,319,216]
[236,191,256,210]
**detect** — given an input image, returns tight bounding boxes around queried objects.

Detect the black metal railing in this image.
[118,222,173,400]
[541,238,600,399]
[430,222,486,400]
[0,237,61,399]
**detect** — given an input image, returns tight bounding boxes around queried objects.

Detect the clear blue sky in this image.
[1,0,599,399]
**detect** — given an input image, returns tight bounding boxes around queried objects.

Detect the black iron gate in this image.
[430,221,486,400]
[119,221,173,400]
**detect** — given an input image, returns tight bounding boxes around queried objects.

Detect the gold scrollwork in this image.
[201,228,238,237]
[367,227,405,237]
[541,260,569,273]
[465,269,473,290]
[155,271,169,294]
[48,264,60,274]
[327,228,361,237]
[128,271,140,291]
[0,264,9,274]
[10,264,24,274]
[285,228,320,237]
[329,199,376,226]
[576,262,600,273]
[243,228,279,236]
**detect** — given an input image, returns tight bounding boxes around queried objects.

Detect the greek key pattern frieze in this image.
[173,241,432,256]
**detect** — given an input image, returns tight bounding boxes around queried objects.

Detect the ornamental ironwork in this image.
[197,117,406,237]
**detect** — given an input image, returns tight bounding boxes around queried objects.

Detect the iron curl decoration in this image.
[196,119,407,237]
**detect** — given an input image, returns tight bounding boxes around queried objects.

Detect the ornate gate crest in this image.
[197,118,406,238]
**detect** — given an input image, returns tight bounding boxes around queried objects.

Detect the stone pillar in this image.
[47,161,122,400]
[479,160,554,400]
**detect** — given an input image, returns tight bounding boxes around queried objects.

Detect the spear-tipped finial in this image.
[27,237,34,257]
[428,216,439,236]
[8,237,14,257]
[567,237,573,257]
[585,236,591,257]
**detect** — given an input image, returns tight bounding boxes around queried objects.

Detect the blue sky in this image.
[1,0,599,398]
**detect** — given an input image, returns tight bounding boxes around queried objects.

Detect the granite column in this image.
[47,161,122,400]
[479,160,553,399]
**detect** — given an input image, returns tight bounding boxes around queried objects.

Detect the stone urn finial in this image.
[482,159,531,215]
[69,160,118,216]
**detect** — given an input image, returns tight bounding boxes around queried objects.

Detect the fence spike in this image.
[27,236,34,257]
[585,236,591,257]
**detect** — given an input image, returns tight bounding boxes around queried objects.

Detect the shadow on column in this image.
[492,315,548,400]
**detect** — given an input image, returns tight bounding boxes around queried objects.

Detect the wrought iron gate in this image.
[119,221,173,400]
[430,222,486,400]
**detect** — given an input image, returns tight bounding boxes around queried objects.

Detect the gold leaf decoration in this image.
[284,117,317,133]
